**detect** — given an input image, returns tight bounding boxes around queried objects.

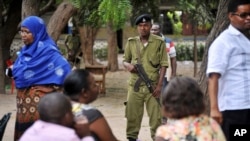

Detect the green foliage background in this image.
[98,0,132,30]
[93,42,205,62]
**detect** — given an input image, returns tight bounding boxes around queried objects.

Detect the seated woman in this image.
[63,69,118,141]
[155,76,226,141]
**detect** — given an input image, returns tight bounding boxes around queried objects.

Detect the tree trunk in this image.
[22,0,41,19]
[0,3,3,26]
[0,0,21,94]
[193,21,197,77]
[107,22,118,71]
[47,2,76,41]
[198,0,230,114]
[78,25,99,66]
[0,1,77,94]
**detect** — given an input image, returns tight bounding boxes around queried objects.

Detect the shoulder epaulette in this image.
[128,36,139,41]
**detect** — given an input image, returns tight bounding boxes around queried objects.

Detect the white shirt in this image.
[161,34,177,80]
[206,24,250,111]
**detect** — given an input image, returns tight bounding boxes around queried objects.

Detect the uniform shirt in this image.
[206,24,250,111]
[123,34,168,88]
[65,34,81,50]
[19,120,95,141]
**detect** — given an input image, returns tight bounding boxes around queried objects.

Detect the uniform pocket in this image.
[149,54,160,68]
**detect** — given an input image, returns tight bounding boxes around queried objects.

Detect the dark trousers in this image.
[222,109,250,141]
[161,77,168,93]
[161,77,168,124]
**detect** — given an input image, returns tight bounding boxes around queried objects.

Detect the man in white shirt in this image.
[206,0,250,140]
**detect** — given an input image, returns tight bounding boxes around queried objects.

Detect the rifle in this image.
[134,64,154,93]
[134,64,161,106]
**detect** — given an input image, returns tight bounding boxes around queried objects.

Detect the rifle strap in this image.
[136,39,141,64]
[134,39,144,92]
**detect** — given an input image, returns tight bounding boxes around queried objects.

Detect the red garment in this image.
[6,59,13,67]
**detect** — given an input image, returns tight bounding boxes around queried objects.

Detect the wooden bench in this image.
[85,65,108,95]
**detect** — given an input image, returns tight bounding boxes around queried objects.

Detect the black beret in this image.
[135,14,152,25]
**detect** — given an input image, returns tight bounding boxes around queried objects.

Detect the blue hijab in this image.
[13,16,71,89]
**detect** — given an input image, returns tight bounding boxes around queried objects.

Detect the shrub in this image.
[175,41,205,61]
[94,46,108,61]
[93,42,205,62]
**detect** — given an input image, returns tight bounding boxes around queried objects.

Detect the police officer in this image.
[123,14,168,141]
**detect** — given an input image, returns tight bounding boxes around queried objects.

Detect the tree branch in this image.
[39,0,55,16]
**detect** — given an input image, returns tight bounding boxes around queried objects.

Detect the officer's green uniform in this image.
[123,34,168,140]
[65,34,80,50]
[64,33,81,67]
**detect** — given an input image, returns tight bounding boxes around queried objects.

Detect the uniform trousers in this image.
[125,86,161,140]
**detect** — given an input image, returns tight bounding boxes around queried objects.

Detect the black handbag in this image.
[0,112,12,141]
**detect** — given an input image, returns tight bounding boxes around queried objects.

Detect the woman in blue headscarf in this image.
[12,16,71,140]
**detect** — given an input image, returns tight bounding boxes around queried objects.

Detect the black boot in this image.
[127,137,137,141]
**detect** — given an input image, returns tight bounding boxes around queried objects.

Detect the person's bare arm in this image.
[170,57,177,78]
[89,117,118,141]
[123,62,137,73]
[153,66,166,98]
[208,73,222,124]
